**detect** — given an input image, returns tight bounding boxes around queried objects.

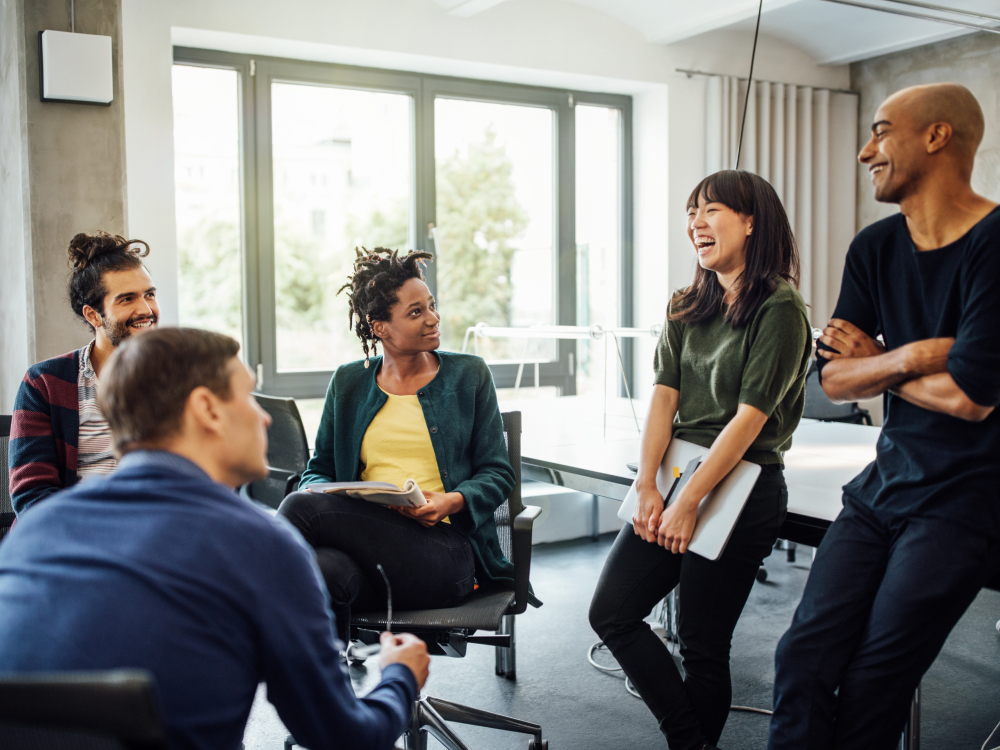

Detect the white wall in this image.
[121,0,850,397]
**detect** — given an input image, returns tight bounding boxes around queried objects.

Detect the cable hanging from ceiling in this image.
[735,0,764,170]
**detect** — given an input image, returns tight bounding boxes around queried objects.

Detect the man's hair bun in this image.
[68,231,149,273]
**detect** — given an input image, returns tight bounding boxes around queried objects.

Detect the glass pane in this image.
[575,105,621,397]
[172,65,243,346]
[271,83,412,371]
[434,98,555,361]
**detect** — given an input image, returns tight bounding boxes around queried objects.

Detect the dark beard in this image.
[102,313,157,346]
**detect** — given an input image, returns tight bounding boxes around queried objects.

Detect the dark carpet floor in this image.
[244,533,1000,750]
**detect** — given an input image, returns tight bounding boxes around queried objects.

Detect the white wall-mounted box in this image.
[39,30,113,105]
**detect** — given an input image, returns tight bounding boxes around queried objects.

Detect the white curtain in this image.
[704,76,858,326]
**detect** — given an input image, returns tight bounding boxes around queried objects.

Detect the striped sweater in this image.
[9,350,83,515]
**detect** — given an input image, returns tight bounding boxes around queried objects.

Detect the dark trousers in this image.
[278,491,476,644]
[589,464,787,750]
[769,494,999,750]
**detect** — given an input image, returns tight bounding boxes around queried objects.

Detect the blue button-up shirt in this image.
[0,450,416,750]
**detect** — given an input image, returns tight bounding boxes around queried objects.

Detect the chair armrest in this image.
[284,474,301,498]
[510,504,541,615]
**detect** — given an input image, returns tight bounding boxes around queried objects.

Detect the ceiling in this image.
[433,0,1000,65]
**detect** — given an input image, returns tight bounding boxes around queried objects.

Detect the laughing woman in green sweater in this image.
[589,171,812,750]
[277,249,514,645]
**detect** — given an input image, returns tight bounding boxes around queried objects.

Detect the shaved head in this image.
[884,83,984,163]
[860,82,987,203]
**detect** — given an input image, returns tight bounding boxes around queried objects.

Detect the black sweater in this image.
[818,208,1000,538]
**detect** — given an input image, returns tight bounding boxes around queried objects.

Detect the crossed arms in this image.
[817,320,994,422]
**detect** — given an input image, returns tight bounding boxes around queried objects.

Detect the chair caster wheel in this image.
[528,740,548,750]
[346,643,368,666]
[756,567,768,583]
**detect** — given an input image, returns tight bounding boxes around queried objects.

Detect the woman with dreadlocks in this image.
[278,248,515,647]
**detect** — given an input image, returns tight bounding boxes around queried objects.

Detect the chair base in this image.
[404,694,545,750]
[284,694,545,750]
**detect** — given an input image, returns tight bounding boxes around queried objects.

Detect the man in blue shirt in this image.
[769,84,1000,749]
[0,327,429,750]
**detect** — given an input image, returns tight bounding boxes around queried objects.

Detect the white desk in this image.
[499,396,880,546]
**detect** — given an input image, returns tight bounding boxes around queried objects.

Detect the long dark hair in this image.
[67,231,150,330]
[338,247,433,361]
[671,170,799,329]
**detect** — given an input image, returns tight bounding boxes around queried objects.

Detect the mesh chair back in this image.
[0,670,167,750]
[803,361,869,423]
[495,412,522,561]
[246,394,310,508]
[1,415,13,542]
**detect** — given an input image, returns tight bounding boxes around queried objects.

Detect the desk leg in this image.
[591,495,600,541]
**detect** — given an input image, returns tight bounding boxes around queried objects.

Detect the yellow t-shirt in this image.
[360,390,449,522]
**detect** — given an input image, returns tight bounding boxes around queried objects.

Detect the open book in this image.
[305,480,427,508]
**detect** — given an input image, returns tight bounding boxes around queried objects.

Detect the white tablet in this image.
[617,438,761,561]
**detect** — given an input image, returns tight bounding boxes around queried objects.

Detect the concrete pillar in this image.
[0,0,126,412]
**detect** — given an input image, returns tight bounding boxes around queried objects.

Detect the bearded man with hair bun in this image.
[8,230,159,515]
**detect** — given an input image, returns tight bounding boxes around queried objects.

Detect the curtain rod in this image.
[818,0,1000,35]
[882,0,1000,24]
[674,68,858,96]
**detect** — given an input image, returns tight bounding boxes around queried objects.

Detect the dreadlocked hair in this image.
[337,247,434,361]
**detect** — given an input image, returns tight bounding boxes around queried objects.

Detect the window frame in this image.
[173,47,632,398]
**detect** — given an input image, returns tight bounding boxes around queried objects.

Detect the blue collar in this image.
[117,450,214,484]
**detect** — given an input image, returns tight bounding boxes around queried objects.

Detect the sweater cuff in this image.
[738,388,778,418]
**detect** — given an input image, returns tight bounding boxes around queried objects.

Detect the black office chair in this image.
[1,414,14,543]
[803,360,873,426]
[0,669,168,750]
[286,411,546,750]
[241,394,310,510]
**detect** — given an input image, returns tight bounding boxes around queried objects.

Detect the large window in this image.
[172,65,244,346]
[172,49,631,398]
[434,97,555,360]
[270,83,413,372]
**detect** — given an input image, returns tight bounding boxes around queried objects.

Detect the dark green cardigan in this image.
[299,351,516,586]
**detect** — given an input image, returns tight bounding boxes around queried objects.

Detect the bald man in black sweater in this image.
[769,84,1000,750]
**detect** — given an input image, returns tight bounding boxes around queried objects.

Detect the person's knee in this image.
[276,489,340,528]
[588,589,639,645]
[314,547,362,604]
[588,594,611,640]
[276,489,315,518]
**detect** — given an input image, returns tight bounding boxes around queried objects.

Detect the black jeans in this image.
[278,491,476,644]
[768,494,999,750]
[590,464,787,750]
